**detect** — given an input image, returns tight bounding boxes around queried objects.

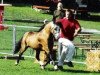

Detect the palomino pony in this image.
[14,22,57,69]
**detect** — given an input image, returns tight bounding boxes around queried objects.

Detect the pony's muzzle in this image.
[39,61,45,69]
[40,65,45,69]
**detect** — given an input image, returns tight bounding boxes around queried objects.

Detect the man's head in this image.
[65,9,73,19]
[57,2,63,10]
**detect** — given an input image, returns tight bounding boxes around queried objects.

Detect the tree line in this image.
[2,0,34,4]
[2,0,100,11]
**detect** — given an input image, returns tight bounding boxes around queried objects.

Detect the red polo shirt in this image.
[56,17,81,41]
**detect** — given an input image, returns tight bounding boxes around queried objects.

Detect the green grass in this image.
[0,57,100,75]
[79,20,100,30]
[4,6,52,26]
[0,5,100,75]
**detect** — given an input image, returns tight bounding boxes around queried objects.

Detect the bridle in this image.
[50,21,60,39]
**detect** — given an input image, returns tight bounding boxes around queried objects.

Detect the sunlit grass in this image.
[0,57,100,75]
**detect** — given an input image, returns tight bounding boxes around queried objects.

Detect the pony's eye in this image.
[54,27,57,30]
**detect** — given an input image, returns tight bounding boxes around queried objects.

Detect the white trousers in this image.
[58,38,75,66]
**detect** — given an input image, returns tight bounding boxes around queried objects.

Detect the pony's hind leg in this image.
[15,52,23,65]
[15,46,28,65]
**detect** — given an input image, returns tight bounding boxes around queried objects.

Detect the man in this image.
[53,0,65,23]
[54,9,81,70]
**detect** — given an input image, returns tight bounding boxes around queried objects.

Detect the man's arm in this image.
[74,27,81,37]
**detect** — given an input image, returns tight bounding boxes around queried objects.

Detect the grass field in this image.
[0,57,100,75]
[0,5,100,75]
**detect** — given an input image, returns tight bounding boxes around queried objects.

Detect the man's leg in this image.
[58,45,68,66]
[58,42,62,60]
[66,43,75,62]
[65,41,75,67]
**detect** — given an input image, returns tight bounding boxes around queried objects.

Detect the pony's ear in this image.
[43,19,48,24]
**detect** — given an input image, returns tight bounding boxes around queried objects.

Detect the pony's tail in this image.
[14,37,23,54]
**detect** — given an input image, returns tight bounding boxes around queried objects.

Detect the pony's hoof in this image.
[40,65,45,70]
[15,62,18,66]
[54,65,58,70]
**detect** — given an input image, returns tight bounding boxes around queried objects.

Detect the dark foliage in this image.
[3,0,34,6]
[3,0,100,11]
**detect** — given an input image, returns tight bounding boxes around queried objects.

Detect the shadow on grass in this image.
[88,15,100,22]
[77,15,100,22]
[62,69,100,73]
[49,68,100,73]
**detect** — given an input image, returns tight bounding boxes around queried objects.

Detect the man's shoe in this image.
[66,61,74,67]
[58,66,63,70]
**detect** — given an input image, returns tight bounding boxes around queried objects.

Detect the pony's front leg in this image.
[39,50,49,69]
[42,46,50,56]
[42,46,50,63]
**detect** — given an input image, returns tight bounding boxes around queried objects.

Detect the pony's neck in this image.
[42,25,51,37]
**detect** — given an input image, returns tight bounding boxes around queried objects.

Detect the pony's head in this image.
[46,22,60,40]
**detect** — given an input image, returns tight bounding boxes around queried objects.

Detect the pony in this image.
[14,22,57,69]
